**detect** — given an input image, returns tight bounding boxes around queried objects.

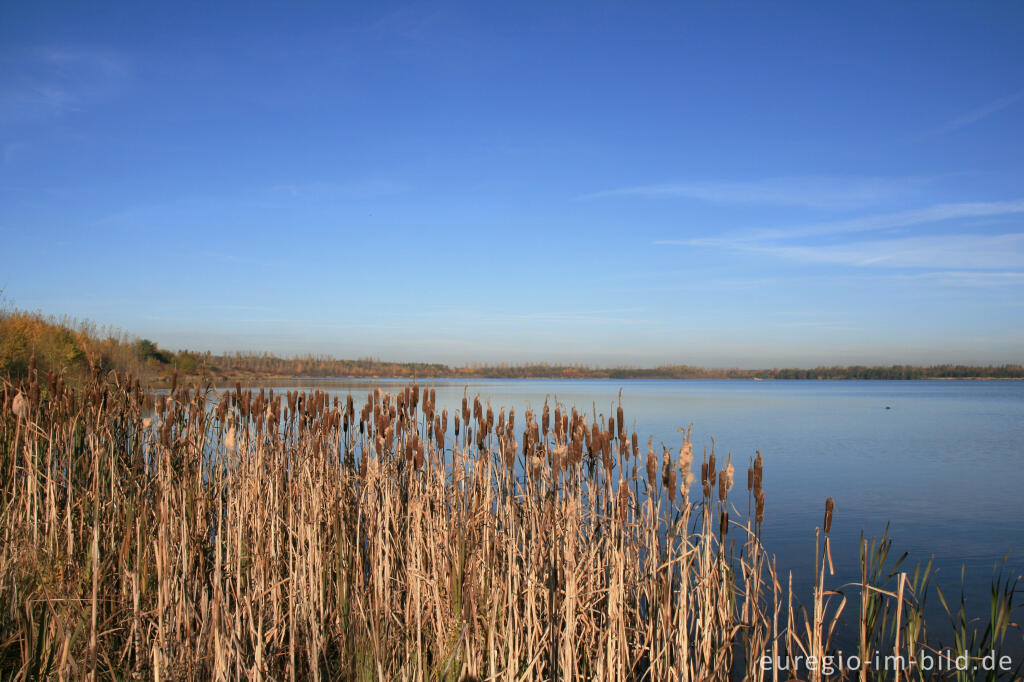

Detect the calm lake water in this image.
[245,377,1024,637]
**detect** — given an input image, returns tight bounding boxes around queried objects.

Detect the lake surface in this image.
[244,377,1024,637]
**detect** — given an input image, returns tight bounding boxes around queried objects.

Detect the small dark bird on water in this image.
[885,406,891,410]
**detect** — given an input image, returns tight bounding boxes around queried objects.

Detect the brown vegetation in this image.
[2,365,1020,680]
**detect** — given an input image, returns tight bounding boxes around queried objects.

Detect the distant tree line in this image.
[203,355,1024,381]
[2,307,1022,384]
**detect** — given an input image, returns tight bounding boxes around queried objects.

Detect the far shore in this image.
[152,372,1024,387]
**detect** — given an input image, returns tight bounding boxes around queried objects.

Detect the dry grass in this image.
[0,369,1020,681]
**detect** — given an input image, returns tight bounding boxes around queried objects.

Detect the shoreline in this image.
[152,372,1024,387]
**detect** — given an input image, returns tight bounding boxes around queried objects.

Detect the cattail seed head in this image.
[551,444,566,475]
[529,454,543,480]
[824,497,834,534]
[27,379,40,410]
[718,461,734,501]
[11,391,28,420]
[753,450,763,491]
[646,438,657,489]
[677,442,694,498]
[504,435,516,471]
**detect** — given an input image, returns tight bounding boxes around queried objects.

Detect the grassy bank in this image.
[2,367,1020,680]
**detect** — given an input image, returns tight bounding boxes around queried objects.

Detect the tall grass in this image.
[1,369,1020,680]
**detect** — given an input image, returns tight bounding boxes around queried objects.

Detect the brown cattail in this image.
[678,440,694,498]
[645,437,657,489]
[753,451,764,492]
[528,454,543,480]
[504,435,516,471]
[11,391,28,420]
[551,444,566,475]
[755,488,765,523]
[718,461,734,502]
[824,497,834,534]
[601,432,612,472]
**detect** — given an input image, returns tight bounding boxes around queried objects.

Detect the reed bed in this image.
[0,365,1020,681]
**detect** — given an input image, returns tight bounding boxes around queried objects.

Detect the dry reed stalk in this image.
[2,374,987,682]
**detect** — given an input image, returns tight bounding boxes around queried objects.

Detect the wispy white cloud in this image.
[739,233,1024,270]
[583,175,929,208]
[893,271,1024,287]
[656,199,1024,246]
[933,90,1024,136]
[654,197,1024,271]
[0,46,130,121]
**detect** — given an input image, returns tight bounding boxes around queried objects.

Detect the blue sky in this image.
[2,2,1023,367]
